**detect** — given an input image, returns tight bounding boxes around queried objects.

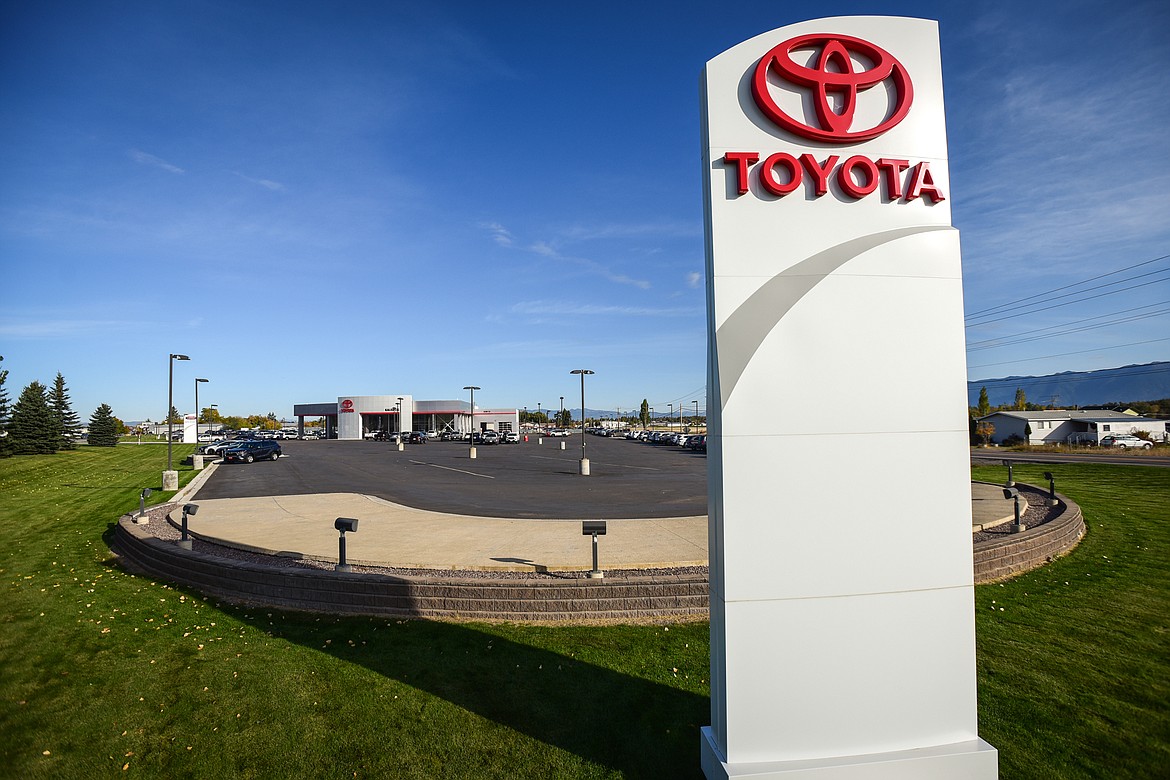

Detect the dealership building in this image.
[292,395,519,440]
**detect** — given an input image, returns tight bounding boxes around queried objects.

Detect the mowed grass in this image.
[0,447,1166,778]
[971,461,1170,778]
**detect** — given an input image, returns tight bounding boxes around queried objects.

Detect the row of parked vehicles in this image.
[196,432,282,464]
[580,426,708,452]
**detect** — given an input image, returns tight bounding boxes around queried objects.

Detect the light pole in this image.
[694,400,700,432]
[559,396,564,427]
[537,402,542,426]
[570,369,594,475]
[396,397,404,449]
[668,403,674,434]
[165,353,190,490]
[650,406,654,429]
[194,378,208,439]
[464,386,480,458]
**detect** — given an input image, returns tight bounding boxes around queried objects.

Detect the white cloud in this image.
[480,222,652,289]
[510,300,695,318]
[232,172,286,191]
[686,271,702,288]
[128,149,185,174]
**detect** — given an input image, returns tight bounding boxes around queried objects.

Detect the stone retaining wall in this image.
[972,489,1084,584]
[113,520,708,622]
[112,485,1084,621]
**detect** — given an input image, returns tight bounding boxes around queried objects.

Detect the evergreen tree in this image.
[9,381,59,455]
[49,372,82,450]
[640,399,650,429]
[1013,387,1027,411]
[88,404,119,447]
[0,356,12,458]
[977,387,990,417]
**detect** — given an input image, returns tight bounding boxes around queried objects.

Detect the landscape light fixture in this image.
[179,503,198,550]
[137,487,152,523]
[166,354,190,475]
[570,370,594,475]
[464,386,480,458]
[582,520,607,578]
[1002,487,1025,534]
[1044,471,1058,507]
[335,517,359,571]
[1002,459,1014,487]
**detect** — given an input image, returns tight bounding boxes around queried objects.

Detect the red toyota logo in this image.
[751,33,913,143]
[341,399,353,409]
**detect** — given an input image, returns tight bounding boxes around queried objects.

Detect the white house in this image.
[977,410,1168,445]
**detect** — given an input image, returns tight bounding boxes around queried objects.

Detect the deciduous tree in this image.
[977,387,990,417]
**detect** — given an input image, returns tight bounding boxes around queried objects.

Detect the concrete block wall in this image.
[112,488,1083,620]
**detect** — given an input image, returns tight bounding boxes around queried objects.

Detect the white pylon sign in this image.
[700,16,998,779]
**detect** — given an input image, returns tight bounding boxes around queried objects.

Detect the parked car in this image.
[501,431,520,443]
[197,432,214,442]
[480,430,500,445]
[1100,434,1153,449]
[440,430,463,441]
[197,439,237,456]
[222,439,283,463]
[407,431,427,444]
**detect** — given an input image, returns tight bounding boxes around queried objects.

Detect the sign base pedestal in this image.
[701,729,997,779]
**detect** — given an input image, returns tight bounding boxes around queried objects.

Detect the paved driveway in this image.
[195,435,708,519]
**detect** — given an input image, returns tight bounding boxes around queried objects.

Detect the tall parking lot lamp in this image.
[694,400,700,431]
[194,377,208,440]
[165,353,190,491]
[559,396,564,426]
[571,369,594,476]
[464,386,480,459]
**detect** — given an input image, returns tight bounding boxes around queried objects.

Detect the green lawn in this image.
[1,447,1166,778]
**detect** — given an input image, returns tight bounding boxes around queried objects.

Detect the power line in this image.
[964,273,1170,328]
[967,337,1170,370]
[966,303,1170,351]
[965,252,1170,319]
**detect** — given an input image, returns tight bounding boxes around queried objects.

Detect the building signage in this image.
[700,16,995,780]
[722,32,943,203]
[339,399,355,413]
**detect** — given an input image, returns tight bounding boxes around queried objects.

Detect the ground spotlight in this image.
[582,520,607,578]
[335,517,359,572]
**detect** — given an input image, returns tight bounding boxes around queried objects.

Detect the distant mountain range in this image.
[968,361,1170,408]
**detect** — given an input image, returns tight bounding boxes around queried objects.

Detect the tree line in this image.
[0,357,119,456]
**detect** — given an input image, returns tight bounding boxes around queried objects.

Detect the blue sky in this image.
[2,0,1168,422]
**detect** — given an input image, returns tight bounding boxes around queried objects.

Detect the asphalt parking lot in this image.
[194,435,708,519]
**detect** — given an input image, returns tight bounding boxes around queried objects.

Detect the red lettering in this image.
[723,152,759,196]
[759,152,801,196]
[799,154,839,196]
[906,161,945,202]
[876,158,910,199]
[837,156,879,199]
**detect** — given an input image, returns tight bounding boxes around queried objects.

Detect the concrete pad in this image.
[970,482,1026,531]
[183,493,708,572]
